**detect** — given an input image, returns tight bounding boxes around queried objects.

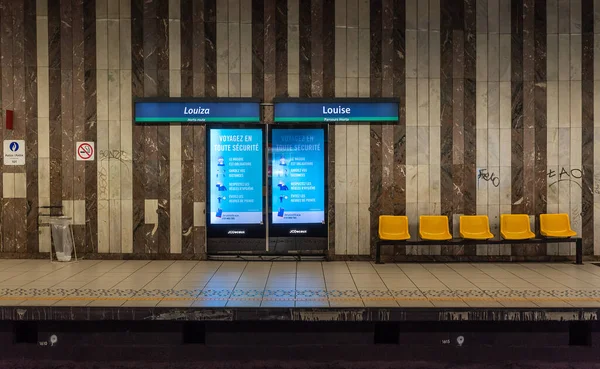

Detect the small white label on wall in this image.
[3,140,25,165]
[76,142,95,161]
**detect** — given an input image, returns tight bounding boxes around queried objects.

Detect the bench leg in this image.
[575,238,583,265]
[376,242,383,264]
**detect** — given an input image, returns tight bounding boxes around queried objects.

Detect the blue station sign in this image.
[134,99,261,123]
[274,99,399,123]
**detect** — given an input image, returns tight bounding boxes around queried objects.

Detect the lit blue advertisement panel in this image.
[135,101,260,123]
[274,101,398,122]
[271,128,325,224]
[209,128,263,224]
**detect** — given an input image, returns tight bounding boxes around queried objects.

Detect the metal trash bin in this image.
[48,216,76,262]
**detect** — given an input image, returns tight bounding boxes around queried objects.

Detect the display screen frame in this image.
[206,124,266,239]
[268,124,329,238]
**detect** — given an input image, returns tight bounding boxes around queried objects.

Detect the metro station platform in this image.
[0,259,598,313]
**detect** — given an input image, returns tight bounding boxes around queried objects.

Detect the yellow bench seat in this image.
[378,215,410,240]
[460,215,494,240]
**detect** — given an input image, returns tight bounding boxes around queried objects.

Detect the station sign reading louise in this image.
[273,98,399,123]
[134,99,261,123]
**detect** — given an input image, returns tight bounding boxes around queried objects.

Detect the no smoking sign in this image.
[76,142,95,161]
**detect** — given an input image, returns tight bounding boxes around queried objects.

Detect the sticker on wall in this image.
[76,142,95,161]
[3,140,25,165]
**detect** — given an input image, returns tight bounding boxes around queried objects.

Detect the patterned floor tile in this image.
[390,289,426,299]
[327,289,360,298]
[198,288,233,299]
[358,289,392,298]
[263,289,295,299]
[230,288,264,298]
[295,289,328,299]
[483,289,554,299]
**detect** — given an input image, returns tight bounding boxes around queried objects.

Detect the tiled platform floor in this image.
[0,259,599,308]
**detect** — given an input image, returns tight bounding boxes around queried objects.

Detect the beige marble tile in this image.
[558,35,570,81]
[476,35,487,82]
[547,34,558,81]
[346,77,358,97]
[406,79,417,126]
[121,200,133,254]
[145,199,159,224]
[358,79,373,97]
[335,203,347,255]
[498,0,511,34]
[487,33,499,82]
[429,0,440,29]
[335,28,347,78]
[570,35,582,81]
[429,164,441,205]
[346,203,359,255]
[417,30,429,78]
[287,24,299,75]
[96,19,109,70]
[358,164,370,205]
[547,0,558,34]
[170,199,182,254]
[487,81,499,128]
[335,0,346,27]
[335,78,347,97]
[346,0,358,27]
[406,30,417,78]
[499,82,511,129]
[346,124,358,165]
[571,0,582,34]
[547,81,558,128]
[346,164,359,205]
[358,204,370,256]
[228,23,240,74]
[499,34,511,82]
[570,81,582,127]
[417,79,429,126]
[14,173,26,198]
[109,199,122,253]
[335,164,346,204]
[36,17,48,67]
[558,80,571,127]
[241,73,252,97]
[406,0,417,30]
[2,173,14,198]
[417,127,430,165]
[97,200,110,253]
[346,27,359,78]
[487,0,499,33]
[107,20,120,70]
[358,0,369,28]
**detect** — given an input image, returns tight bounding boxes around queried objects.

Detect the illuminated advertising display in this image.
[271,128,325,225]
[208,128,263,225]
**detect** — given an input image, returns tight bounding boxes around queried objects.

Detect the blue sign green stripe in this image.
[135,117,261,123]
[275,116,398,122]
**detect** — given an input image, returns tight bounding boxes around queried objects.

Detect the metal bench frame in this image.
[375,238,583,265]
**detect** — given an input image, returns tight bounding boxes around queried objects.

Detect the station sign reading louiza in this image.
[274,100,399,123]
[134,100,261,123]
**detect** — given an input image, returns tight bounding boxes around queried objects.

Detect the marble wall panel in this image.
[0,0,598,261]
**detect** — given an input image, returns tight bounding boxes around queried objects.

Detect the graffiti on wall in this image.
[547,167,583,190]
[477,168,500,187]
